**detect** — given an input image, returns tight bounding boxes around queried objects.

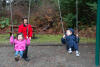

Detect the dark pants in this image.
[61,38,66,44]
[61,38,77,51]
[23,46,28,58]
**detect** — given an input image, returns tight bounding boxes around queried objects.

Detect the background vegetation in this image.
[0,0,97,39]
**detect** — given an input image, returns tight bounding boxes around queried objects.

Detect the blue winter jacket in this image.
[61,28,79,46]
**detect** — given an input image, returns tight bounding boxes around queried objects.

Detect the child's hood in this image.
[68,28,74,35]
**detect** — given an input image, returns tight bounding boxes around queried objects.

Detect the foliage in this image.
[63,13,76,28]
[0,0,97,32]
[0,17,10,29]
[60,0,97,29]
[87,2,97,13]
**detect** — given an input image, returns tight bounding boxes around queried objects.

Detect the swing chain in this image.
[76,0,79,35]
[57,0,65,34]
[9,0,13,34]
[27,0,31,37]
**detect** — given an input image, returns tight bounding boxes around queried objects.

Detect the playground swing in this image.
[9,0,32,61]
[58,0,79,35]
[9,0,32,50]
[57,0,79,39]
[58,0,80,55]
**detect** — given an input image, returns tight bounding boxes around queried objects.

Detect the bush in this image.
[0,17,10,29]
[60,0,97,29]
[63,13,75,28]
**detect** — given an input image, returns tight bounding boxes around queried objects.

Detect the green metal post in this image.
[95,0,100,66]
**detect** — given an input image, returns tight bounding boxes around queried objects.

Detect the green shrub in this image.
[63,13,75,28]
[60,0,97,29]
[0,17,10,29]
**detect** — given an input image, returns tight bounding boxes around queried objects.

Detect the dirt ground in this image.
[0,43,96,67]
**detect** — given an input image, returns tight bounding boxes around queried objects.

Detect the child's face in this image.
[66,30,72,36]
[18,35,23,40]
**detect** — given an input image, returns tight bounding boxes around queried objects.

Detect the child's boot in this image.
[68,48,72,54]
[76,51,80,57]
[15,55,20,61]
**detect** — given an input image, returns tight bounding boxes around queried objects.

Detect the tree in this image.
[60,0,97,29]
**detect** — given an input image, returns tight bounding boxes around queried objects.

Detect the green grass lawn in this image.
[0,34,96,44]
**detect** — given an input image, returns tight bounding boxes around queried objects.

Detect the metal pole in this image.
[95,0,100,66]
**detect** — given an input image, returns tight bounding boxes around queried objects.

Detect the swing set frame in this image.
[95,0,100,66]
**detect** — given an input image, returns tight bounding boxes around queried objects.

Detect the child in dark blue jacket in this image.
[61,28,80,56]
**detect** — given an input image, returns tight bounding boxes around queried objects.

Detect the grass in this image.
[0,34,96,44]
[31,34,62,44]
[80,37,96,43]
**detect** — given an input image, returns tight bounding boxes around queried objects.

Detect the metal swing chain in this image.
[9,0,15,46]
[57,0,65,34]
[27,0,31,37]
[76,0,79,35]
[9,0,13,34]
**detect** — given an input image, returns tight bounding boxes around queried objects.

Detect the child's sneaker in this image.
[15,55,20,61]
[68,48,72,54]
[68,50,72,54]
[76,51,80,57]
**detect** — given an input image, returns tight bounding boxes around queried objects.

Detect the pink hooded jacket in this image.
[10,36,30,51]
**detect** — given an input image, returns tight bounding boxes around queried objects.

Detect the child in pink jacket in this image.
[10,33,30,61]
